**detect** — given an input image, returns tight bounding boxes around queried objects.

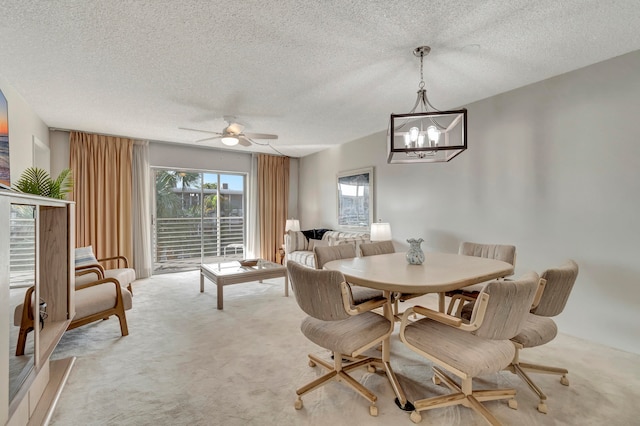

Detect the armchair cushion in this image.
[74,282,132,319]
[104,268,136,290]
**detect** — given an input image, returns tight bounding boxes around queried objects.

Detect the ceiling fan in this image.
[179,115,278,147]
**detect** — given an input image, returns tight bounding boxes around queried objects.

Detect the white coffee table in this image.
[200,260,288,310]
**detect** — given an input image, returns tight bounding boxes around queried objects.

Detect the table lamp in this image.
[370,222,392,241]
[285,219,300,232]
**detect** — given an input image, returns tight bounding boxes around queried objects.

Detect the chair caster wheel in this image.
[508,399,518,410]
[369,405,378,416]
[294,397,303,410]
[432,375,441,385]
[410,410,422,423]
[367,365,376,373]
[308,359,316,368]
[560,375,569,386]
[537,402,548,414]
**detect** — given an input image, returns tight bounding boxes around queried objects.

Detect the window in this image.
[152,168,246,273]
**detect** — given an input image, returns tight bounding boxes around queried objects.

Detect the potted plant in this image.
[14,167,73,199]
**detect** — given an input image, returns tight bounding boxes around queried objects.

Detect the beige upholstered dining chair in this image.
[446,241,516,315]
[399,272,539,425]
[359,240,395,257]
[286,261,393,416]
[314,244,384,304]
[507,260,579,413]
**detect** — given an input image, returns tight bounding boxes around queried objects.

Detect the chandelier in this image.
[387,46,467,163]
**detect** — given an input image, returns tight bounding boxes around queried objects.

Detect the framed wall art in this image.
[337,167,373,229]
[0,89,9,187]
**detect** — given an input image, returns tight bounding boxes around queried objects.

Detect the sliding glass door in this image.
[152,168,246,273]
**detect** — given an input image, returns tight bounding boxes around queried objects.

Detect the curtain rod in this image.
[49,127,148,143]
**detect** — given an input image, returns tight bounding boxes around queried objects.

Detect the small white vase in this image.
[406,238,425,265]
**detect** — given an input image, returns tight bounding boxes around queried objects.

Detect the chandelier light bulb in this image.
[409,126,420,143]
[427,125,440,146]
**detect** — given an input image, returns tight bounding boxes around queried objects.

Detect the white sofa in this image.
[284,229,371,269]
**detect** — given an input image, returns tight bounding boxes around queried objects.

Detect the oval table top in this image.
[324,251,514,294]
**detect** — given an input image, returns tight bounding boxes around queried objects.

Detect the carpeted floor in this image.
[48,270,640,425]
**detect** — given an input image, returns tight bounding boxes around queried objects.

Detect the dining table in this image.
[323,250,515,411]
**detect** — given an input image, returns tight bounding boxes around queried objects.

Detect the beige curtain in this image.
[132,141,152,278]
[70,132,133,268]
[257,154,289,262]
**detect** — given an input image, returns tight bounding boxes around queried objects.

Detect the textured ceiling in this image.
[1,0,640,157]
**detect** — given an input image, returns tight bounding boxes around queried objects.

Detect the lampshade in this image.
[388,46,467,164]
[370,222,392,242]
[285,219,300,232]
[221,136,239,146]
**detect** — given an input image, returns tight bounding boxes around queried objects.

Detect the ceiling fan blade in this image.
[179,126,222,135]
[225,122,244,135]
[238,136,252,147]
[196,136,223,143]
[243,132,278,140]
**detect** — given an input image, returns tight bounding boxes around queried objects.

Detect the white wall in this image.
[0,75,50,182]
[149,142,252,172]
[298,50,640,354]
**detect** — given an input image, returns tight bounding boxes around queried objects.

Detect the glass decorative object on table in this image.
[406,238,425,265]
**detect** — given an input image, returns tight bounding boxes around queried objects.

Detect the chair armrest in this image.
[76,265,105,278]
[401,292,492,333]
[98,255,130,268]
[446,293,478,316]
[340,282,388,315]
[530,278,547,310]
[411,305,463,327]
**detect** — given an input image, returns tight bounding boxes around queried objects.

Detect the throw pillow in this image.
[75,245,98,268]
[308,238,328,251]
[285,231,308,252]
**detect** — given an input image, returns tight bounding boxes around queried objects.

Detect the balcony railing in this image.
[153,216,245,273]
[9,217,36,287]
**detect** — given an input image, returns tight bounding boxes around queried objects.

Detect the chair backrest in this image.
[360,241,395,257]
[314,244,356,269]
[459,241,516,267]
[531,259,579,317]
[473,271,539,340]
[286,261,351,321]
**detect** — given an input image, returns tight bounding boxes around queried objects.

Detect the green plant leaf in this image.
[51,168,73,199]
[13,167,74,199]
[14,167,52,197]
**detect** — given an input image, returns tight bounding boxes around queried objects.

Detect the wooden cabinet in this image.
[1,192,75,426]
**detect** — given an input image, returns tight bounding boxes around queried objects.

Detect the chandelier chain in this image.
[419,52,425,89]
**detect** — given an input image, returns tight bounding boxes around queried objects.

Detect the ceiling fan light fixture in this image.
[221,136,239,146]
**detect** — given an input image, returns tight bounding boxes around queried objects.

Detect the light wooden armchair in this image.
[399,272,539,425]
[70,269,132,335]
[287,261,393,416]
[14,269,132,356]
